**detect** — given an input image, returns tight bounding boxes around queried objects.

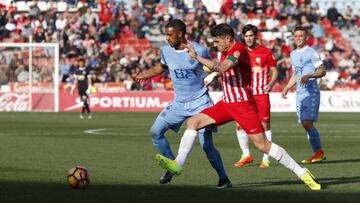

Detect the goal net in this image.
[0,42,59,112]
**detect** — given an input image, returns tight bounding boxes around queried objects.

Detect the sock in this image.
[175,129,198,168]
[262,130,272,161]
[84,100,90,114]
[236,129,250,157]
[198,128,227,179]
[269,143,306,178]
[150,119,174,160]
[306,127,322,153]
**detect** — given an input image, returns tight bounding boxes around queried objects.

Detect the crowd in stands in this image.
[0,0,359,91]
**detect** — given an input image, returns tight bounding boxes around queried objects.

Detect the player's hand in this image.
[203,72,220,87]
[264,84,273,94]
[86,88,91,95]
[300,75,310,86]
[134,73,147,82]
[281,88,288,99]
[183,43,197,58]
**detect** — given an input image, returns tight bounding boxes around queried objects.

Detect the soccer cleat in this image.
[259,159,270,168]
[155,154,182,176]
[159,171,173,184]
[217,177,232,189]
[88,113,92,119]
[233,155,254,167]
[300,168,321,190]
[80,114,84,119]
[301,150,326,164]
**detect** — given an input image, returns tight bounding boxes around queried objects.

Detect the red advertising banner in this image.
[0,92,54,111]
[60,92,174,112]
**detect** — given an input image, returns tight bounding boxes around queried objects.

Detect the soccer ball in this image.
[67,166,90,189]
[203,65,212,73]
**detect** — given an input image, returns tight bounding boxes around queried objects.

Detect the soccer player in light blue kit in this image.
[282,26,326,164]
[135,19,230,188]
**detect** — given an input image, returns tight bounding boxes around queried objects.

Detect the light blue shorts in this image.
[155,94,213,132]
[296,91,320,123]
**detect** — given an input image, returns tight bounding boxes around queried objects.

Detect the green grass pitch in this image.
[0,112,360,202]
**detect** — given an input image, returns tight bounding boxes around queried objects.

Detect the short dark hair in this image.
[210,23,235,38]
[293,26,308,35]
[165,19,186,35]
[242,24,258,36]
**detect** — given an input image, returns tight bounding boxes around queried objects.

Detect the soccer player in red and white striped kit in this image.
[233,24,279,168]
[156,23,321,190]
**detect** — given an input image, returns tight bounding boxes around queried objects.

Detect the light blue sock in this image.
[150,119,175,160]
[198,128,227,179]
[307,127,322,153]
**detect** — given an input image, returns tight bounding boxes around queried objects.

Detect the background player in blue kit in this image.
[282,26,326,164]
[135,19,230,188]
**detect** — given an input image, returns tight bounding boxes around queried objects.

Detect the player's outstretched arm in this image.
[185,43,234,73]
[135,64,168,82]
[282,74,296,99]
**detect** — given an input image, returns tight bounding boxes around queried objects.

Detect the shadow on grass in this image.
[1,180,359,203]
[318,158,360,164]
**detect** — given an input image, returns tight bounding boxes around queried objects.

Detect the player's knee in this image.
[302,121,313,131]
[235,123,242,130]
[253,138,271,153]
[150,126,162,140]
[262,122,270,131]
[186,117,201,129]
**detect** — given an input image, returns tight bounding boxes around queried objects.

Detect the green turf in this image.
[0,112,360,203]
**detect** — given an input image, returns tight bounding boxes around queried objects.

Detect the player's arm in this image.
[281,73,296,99]
[300,64,326,85]
[135,63,168,82]
[203,71,220,87]
[186,44,234,74]
[86,74,92,94]
[70,75,78,95]
[264,66,278,93]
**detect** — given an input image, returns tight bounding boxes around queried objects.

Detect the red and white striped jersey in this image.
[219,42,252,103]
[248,45,277,95]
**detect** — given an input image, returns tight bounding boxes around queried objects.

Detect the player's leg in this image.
[80,93,87,119]
[255,94,272,168]
[198,128,231,188]
[83,94,91,118]
[299,94,325,164]
[234,101,321,190]
[233,122,253,167]
[156,102,232,177]
[152,102,188,184]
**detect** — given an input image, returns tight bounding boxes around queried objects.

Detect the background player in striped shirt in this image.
[282,26,326,164]
[156,23,321,190]
[233,24,279,168]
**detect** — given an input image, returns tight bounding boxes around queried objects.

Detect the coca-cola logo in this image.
[0,93,28,111]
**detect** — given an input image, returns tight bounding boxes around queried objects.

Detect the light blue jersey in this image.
[161,43,209,102]
[291,46,323,122]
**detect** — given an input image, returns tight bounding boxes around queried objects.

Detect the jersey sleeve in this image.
[200,46,211,60]
[310,49,323,68]
[225,44,245,64]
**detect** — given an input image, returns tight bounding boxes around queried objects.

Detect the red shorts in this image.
[253,94,271,123]
[202,100,264,135]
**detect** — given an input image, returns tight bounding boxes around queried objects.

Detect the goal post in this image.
[0,42,59,112]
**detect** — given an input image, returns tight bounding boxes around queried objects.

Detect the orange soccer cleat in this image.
[234,155,254,167]
[301,150,326,164]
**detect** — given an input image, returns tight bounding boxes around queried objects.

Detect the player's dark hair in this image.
[210,23,235,38]
[294,26,308,35]
[165,19,186,35]
[242,24,258,36]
